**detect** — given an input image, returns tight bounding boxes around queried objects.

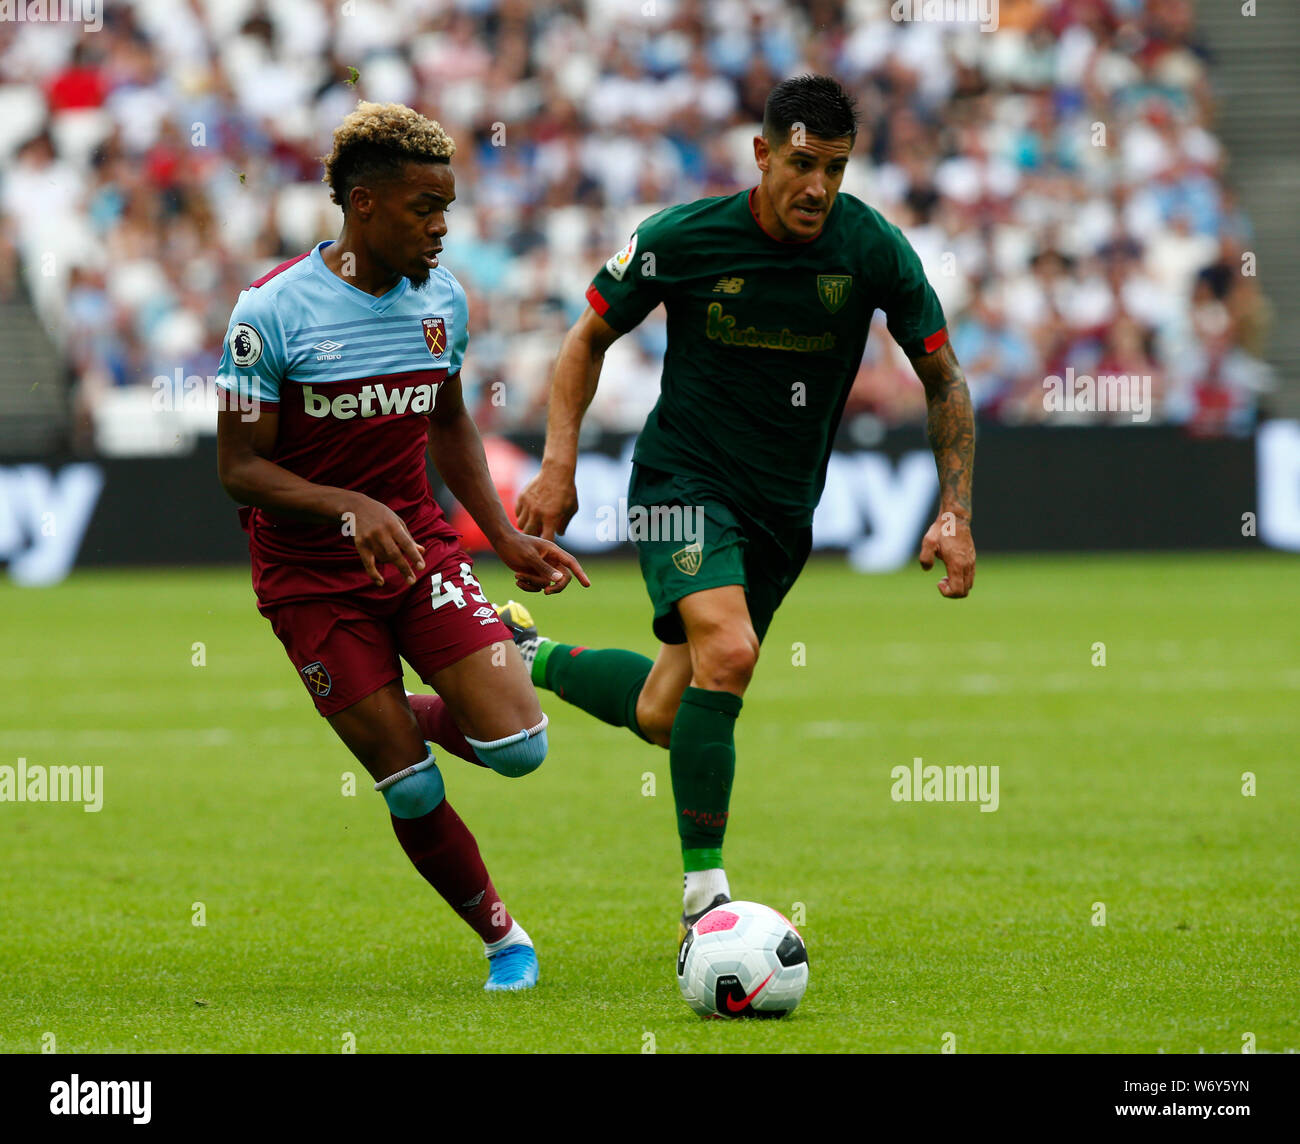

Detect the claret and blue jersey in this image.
[215,240,467,577]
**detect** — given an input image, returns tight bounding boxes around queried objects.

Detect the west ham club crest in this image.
[423,316,446,356]
[300,661,332,697]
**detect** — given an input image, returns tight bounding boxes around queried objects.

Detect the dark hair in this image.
[763,75,859,146]
[322,102,455,210]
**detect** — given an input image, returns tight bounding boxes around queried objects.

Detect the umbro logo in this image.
[712,276,744,294]
[313,339,344,360]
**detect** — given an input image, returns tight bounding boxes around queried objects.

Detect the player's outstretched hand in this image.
[516,463,579,542]
[918,512,976,598]
[495,529,591,595]
[344,493,426,588]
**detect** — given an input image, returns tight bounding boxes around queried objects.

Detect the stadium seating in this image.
[0,0,1279,456]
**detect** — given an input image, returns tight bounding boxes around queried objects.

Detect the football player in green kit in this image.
[507,75,977,945]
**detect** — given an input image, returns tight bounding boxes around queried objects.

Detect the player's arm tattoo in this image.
[910,341,975,520]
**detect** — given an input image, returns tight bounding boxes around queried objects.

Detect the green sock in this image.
[683,847,724,873]
[670,687,743,862]
[533,640,654,742]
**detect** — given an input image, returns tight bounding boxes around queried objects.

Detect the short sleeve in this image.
[584,216,668,333]
[881,223,948,359]
[215,291,286,406]
[447,275,469,376]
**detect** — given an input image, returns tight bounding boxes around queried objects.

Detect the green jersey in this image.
[586,188,947,527]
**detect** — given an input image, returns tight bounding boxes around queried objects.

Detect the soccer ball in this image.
[676,900,808,1018]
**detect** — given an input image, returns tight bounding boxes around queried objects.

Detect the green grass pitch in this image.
[1,553,1296,1053]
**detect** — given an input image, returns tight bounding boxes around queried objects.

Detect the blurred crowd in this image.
[0,0,1275,445]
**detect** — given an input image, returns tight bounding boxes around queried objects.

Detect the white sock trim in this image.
[465,713,548,751]
[373,747,435,793]
[484,920,531,957]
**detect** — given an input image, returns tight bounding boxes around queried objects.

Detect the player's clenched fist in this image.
[342,492,427,588]
[918,512,976,598]
[516,462,580,542]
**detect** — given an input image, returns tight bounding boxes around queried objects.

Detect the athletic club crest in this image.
[816,274,852,314]
[423,316,446,356]
[300,661,332,697]
[672,542,703,576]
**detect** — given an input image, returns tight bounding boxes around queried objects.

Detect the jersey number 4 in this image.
[429,563,489,611]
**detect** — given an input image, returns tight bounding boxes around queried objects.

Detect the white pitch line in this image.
[767,667,1300,699]
[796,715,1297,740]
[0,727,316,749]
[15,690,299,715]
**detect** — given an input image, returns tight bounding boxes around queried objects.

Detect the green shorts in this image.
[629,464,812,645]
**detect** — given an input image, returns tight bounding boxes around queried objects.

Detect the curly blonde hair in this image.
[321,101,456,210]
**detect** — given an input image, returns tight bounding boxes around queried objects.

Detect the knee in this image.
[693,631,759,693]
[634,695,677,749]
[375,751,445,818]
[467,715,549,777]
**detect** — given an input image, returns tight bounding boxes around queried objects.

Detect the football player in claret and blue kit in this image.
[215,102,588,991]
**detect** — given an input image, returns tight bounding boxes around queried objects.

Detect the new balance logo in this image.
[712,276,744,294]
[301,382,439,419]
